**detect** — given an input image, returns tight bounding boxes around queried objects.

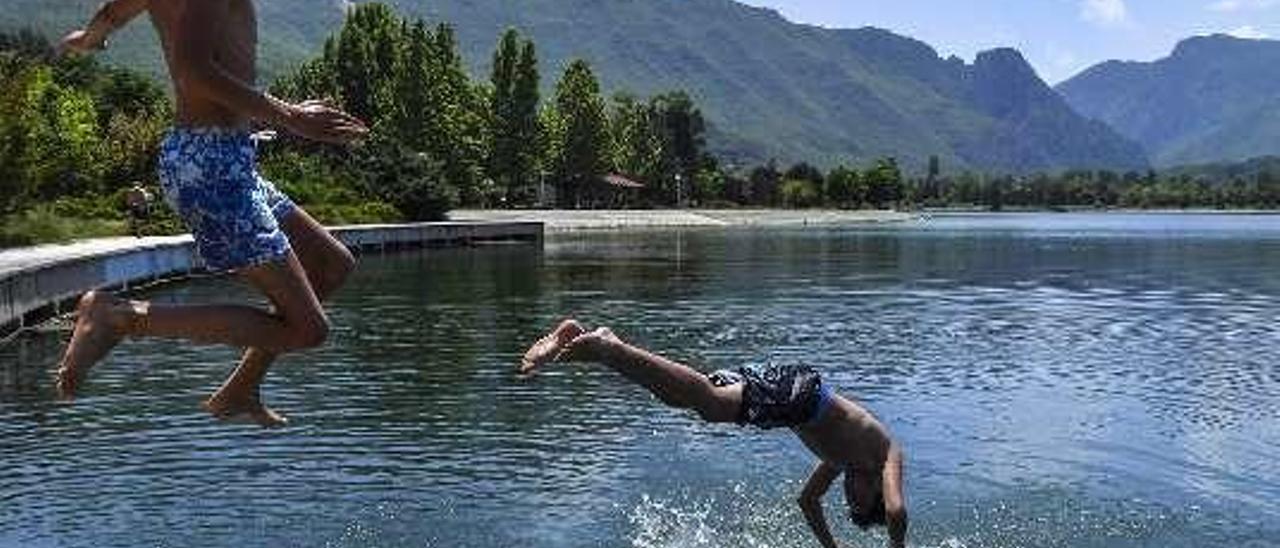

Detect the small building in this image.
[583,174,646,208]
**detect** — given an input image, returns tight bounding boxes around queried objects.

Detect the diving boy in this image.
[522,319,908,548]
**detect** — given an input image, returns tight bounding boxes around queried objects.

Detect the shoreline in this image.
[450,209,912,230]
[919,206,1280,215]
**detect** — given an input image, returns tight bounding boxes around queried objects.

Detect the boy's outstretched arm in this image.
[798,461,844,548]
[173,0,367,144]
[61,0,149,54]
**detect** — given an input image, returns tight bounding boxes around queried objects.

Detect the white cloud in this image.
[1081,0,1129,27]
[1228,25,1270,38]
[1208,0,1278,11]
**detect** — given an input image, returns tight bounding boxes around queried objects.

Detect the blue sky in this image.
[737,0,1279,83]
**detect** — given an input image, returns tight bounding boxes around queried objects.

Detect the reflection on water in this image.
[2,213,1279,547]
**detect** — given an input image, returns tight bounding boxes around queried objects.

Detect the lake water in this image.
[1,213,1278,547]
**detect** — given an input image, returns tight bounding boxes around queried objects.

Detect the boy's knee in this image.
[335,246,356,277]
[284,314,331,350]
[324,246,356,289]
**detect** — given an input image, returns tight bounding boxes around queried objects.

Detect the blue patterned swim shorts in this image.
[157,127,297,271]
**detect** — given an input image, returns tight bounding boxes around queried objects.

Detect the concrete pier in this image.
[0,221,542,341]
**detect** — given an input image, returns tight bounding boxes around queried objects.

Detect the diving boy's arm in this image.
[61,0,149,53]
[882,446,908,548]
[798,461,844,548]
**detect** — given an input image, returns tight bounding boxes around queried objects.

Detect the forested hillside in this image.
[5,0,1148,172]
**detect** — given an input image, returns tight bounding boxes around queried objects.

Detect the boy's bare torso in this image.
[796,394,893,471]
[147,0,258,128]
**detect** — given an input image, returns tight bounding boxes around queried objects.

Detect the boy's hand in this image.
[283,99,369,145]
[58,29,107,55]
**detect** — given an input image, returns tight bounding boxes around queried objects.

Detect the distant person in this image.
[123,183,151,237]
[522,319,908,548]
[55,0,368,426]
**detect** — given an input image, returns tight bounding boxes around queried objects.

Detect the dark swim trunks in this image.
[707,365,834,429]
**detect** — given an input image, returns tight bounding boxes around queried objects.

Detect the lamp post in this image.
[539,168,548,208]
[675,173,684,209]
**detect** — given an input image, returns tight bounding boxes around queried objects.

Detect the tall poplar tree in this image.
[551,59,609,208]
[489,29,542,205]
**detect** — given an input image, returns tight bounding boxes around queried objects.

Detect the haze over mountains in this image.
[6,0,1275,172]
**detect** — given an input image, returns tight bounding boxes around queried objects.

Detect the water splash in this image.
[628,489,811,548]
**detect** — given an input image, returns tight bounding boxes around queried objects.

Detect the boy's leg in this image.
[525,320,743,423]
[55,251,328,399]
[204,208,355,424]
[521,319,588,372]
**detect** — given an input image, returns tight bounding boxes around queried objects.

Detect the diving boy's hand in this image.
[283,100,369,145]
[58,29,107,55]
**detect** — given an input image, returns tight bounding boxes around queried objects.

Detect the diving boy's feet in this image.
[55,291,129,400]
[519,319,587,373]
[201,394,289,428]
[556,327,621,363]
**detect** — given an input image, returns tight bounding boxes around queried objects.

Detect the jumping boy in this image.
[55,0,368,426]
[522,319,908,548]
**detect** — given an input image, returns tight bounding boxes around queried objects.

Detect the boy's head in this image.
[843,450,908,547]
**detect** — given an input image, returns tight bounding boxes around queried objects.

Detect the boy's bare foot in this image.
[520,319,587,373]
[558,327,622,363]
[201,393,288,428]
[55,291,129,400]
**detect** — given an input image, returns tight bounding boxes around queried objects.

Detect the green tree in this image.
[333,3,402,125]
[513,41,542,193]
[432,23,488,205]
[388,20,434,147]
[22,66,102,202]
[488,29,542,205]
[693,167,726,205]
[826,165,866,208]
[651,92,706,205]
[609,93,664,195]
[866,157,904,208]
[0,56,37,213]
[550,59,609,208]
[749,162,781,206]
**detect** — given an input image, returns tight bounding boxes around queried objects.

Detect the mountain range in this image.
[7,1,1274,172]
[1057,34,1280,168]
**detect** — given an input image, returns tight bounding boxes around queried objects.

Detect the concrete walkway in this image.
[0,221,542,340]
[451,209,910,230]
[0,235,194,278]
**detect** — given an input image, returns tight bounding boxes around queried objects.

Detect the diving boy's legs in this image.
[204,208,355,426]
[524,319,742,423]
